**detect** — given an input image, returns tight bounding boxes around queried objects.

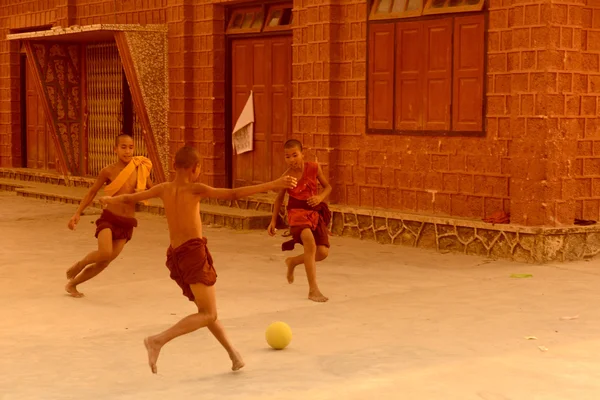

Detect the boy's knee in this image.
[96,250,112,263]
[317,247,329,260]
[199,309,218,323]
[93,260,110,271]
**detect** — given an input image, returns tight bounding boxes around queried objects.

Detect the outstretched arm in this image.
[307,164,332,207]
[76,169,109,214]
[68,168,109,230]
[100,183,165,206]
[192,176,297,201]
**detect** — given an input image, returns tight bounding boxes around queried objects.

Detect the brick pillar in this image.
[330,0,367,206]
[0,28,21,168]
[56,0,77,27]
[503,0,580,226]
[166,1,192,179]
[548,1,584,225]
[576,3,600,221]
[192,3,226,187]
[293,0,351,201]
[167,1,225,185]
[0,31,12,167]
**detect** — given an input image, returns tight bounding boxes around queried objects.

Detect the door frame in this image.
[19,53,27,168]
[225,30,292,188]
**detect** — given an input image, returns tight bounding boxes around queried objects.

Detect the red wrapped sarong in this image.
[166,237,217,301]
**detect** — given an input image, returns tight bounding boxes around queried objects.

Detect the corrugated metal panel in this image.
[85,42,152,179]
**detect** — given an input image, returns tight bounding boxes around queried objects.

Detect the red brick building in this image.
[2,0,600,233]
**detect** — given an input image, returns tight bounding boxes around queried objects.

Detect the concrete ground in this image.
[1,191,600,400]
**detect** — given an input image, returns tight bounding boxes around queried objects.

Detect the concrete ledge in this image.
[3,169,599,263]
[200,196,600,264]
[0,181,25,191]
[0,168,94,187]
[2,181,272,231]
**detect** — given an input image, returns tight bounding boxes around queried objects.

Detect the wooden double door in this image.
[22,54,57,171]
[231,36,291,187]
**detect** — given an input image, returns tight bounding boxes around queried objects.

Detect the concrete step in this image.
[197,204,272,230]
[0,179,273,231]
[0,167,94,187]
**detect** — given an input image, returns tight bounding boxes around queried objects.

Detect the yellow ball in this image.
[265,321,292,350]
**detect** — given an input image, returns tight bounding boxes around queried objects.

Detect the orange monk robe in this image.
[104,156,153,205]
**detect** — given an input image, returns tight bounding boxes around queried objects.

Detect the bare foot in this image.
[144,337,162,374]
[230,350,245,371]
[285,258,295,284]
[65,281,84,298]
[308,289,328,303]
[66,261,84,280]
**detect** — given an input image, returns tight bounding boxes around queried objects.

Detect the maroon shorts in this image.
[95,210,138,242]
[166,237,217,302]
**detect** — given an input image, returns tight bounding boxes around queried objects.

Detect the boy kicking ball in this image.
[100,146,296,373]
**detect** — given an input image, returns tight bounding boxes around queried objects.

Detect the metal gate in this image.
[85,42,150,177]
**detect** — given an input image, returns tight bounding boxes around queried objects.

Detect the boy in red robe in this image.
[267,139,332,302]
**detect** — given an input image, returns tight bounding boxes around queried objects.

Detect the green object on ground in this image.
[510,273,533,278]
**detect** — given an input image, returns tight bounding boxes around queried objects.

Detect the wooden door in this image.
[24,57,56,171]
[231,36,291,187]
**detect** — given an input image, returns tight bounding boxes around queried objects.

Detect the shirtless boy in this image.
[267,139,332,302]
[65,133,152,297]
[99,145,296,374]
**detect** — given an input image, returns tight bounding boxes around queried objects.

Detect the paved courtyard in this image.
[1,191,600,400]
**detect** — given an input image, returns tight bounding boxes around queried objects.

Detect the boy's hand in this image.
[67,214,80,230]
[275,175,297,190]
[99,196,114,207]
[267,221,277,236]
[307,195,323,207]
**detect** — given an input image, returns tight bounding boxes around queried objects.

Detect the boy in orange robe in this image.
[65,133,152,297]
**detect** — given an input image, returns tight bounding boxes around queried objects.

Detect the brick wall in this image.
[76,0,167,25]
[1,0,596,225]
[575,1,600,221]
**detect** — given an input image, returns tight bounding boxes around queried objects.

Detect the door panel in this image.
[232,40,254,187]
[231,36,291,187]
[25,57,56,171]
[251,40,269,184]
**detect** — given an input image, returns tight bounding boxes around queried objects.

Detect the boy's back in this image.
[160,182,204,249]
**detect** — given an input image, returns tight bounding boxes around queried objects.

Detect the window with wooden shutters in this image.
[367,0,485,136]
